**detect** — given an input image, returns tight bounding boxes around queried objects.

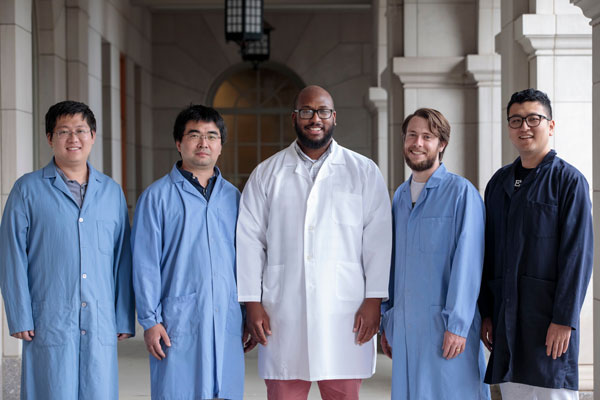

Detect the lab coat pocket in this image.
[335,262,365,301]
[519,275,555,322]
[332,192,363,227]
[97,220,117,255]
[419,217,452,254]
[262,265,283,303]
[161,292,199,339]
[32,301,71,347]
[526,202,558,238]
[429,305,445,350]
[97,301,117,346]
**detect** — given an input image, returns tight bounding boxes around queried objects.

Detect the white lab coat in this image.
[237,140,392,381]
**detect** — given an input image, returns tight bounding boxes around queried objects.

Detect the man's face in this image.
[47,113,95,168]
[508,101,554,159]
[176,120,222,173]
[403,116,445,172]
[292,89,336,150]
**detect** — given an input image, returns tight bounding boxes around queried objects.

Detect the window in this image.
[211,65,303,189]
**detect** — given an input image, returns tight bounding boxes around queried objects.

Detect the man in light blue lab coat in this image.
[132,104,253,400]
[0,100,135,400]
[381,108,490,399]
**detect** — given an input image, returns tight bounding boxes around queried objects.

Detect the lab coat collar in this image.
[283,139,345,166]
[43,158,103,210]
[502,149,557,196]
[400,163,448,210]
[284,139,344,182]
[168,162,222,201]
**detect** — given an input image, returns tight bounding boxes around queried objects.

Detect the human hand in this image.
[546,322,571,359]
[353,298,382,345]
[144,323,171,360]
[242,326,258,353]
[11,330,35,341]
[117,333,133,341]
[481,317,493,351]
[381,330,392,358]
[442,330,466,360]
[245,302,271,346]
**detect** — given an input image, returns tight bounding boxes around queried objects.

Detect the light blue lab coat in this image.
[0,160,135,400]
[132,164,244,400]
[381,164,490,400]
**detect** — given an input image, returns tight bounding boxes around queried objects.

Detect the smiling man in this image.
[237,85,392,400]
[0,101,135,399]
[380,108,489,399]
[131,104,252,400]
[479,89,593,399]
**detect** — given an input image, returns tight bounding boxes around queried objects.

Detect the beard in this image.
[404,147,438,172]
[294,122,334,150]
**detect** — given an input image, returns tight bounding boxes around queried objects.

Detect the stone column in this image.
[366,87,389,186]
[367,0,390,188]
[0,0,34,397]
[498,0,593,391]
[101,41,122,185]
[569,1,600,396]
[65,0,89,101]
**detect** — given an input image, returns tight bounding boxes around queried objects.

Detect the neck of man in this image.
[181,161,215,187]
[520,147,551,169]
[411,161,440,183]
[55,159,89,184]
[297,139,332,161]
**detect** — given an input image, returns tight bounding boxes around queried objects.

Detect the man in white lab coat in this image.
[237,85,392,400]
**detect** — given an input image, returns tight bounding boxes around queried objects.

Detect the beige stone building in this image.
[0,0,597,397]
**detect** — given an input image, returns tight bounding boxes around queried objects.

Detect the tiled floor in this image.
[117,336,392,399]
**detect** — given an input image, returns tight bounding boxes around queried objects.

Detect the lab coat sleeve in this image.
[380,190,398,338]
[236,168,269,302]
[114,191,135,335]
[553,174,593,329]
[443,185,485,338]
[0,183,34,334]
[132,190,164,330]
[362,162,392,299]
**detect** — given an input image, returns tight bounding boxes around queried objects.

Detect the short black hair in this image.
[173,104,227,144]
[507,88,553,119]
[45,101,96,139]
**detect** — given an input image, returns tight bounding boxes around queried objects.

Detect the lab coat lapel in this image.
[43,160,79,207]
[81,162,103,214]
[314,140,341,184]
[169,164,205,200]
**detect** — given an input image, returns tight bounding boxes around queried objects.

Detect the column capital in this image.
[393,56,466,88]
[571,0,600,25]
[515,14,591,58]
[365,86,388,114]
[465,54,501,88]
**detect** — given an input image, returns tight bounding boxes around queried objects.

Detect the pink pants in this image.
[264,379,362,400]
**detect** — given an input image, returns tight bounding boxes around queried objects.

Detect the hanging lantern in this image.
[241,22,272,65]
[225,0,263,43]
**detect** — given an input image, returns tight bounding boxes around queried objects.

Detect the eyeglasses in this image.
[507,113,550,129]
[294,109,334,120]
[185,133,221,142]
[55,129,91,138]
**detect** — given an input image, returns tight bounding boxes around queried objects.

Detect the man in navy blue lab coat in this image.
[479,88,593,400]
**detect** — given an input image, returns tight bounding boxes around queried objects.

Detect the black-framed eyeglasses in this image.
[294,108,334,120]
[507,113,550,129]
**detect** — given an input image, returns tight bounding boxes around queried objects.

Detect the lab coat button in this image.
[81,330,86,335]
[82,273,87,279]
[78,217,83,223]
[308,225,315,231]
[81,302,87,308]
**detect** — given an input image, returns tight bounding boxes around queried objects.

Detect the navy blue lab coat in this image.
[479,150,593,390]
